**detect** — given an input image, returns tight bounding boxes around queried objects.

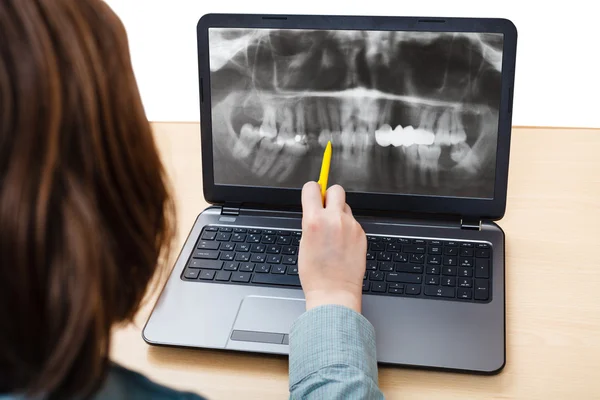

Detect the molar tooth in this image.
[277,107,295,142]
[296,103,305,136]
[450,142,471,163]
[404,145,419,186]
[450,111,467,145]
[328,101,341,132]
[375,124,393,147]
[233,123,261,160]
[318,129,332,148]
[434,109,452,146]
[259,105,277,139]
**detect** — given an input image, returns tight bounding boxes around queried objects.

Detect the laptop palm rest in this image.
[227,295,305,347]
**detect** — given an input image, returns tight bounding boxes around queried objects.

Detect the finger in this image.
[301,181,323,214]
[325,184,346,210]
[344,203,353,215]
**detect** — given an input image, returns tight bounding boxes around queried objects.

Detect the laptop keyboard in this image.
[181,225,492,304]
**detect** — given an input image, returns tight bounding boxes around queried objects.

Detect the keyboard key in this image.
[443,257,458,266]
[223,262,238,271]
[366,261,378,270]
[371,282,387,293]
[282,246,296,255]
[388,287,403,295]
[413,239,426,245]
[232,233,246,242]
[264,229,276,235]
[386,273,422,284]
[261,235,276,244]
[193,250,219,259]
[474,279,489,300]
[201,231,217,240]
[442,277,456,286]
[404,245,425,253]
[272,265,287,274]
[396,264,423,274]
[427,255,441,265]
[247,234,261,243]
[255,264,270,273]
[250,254,266,263]
[444,241,458,246]
[216,232,231,241]
[267,255,281,264]
[424,286,455,298]
[426,266,440,275]
[429,240,442,246]
[377,252,392,261]
[215,271,231,281]
[386,243,401,252]
[362,281,370,292]
[457,288,472,299]
[370,242,386,251]
[220,252,235,261]
[460,248,474,257]
[291,231,301,237]
[277,230,290,236]
[369,271,385,281]
[393,253,408,263]
[381,237,393,243]
[442,266,457,276]
[235,253,250,262]
[251,244,265,253]
[458,278,473,288]
[248,229,261,234]
[288,266,299,275]
[476,243,491,249]
[409,253,425,263]
[236,244,250,252]
[282,256,297,265]
[458,267,473,277]
[475,249,490,258]
[197,241,219,250]
[475,260,490,278]
[252,273,300,286]
[460,258,473,267]
[266,245,281,254]
[231,272,251,283]
[444,247,458,256]
[397,238,411,244]
[183,269,199,279]
[428,246,442,255]
[239,263,254,272]
[366,252,375,260]
[367,236,378,242]
[460,242,474,248]
[405,284,421,295]
[199,270,216,280]
[188,260,222,270]
[218,227,233,232]
[221,243,235,251]
[426,276,440,285]
[234,228,247,233]
[379,262,394,272]
[204,226,218,232]
[277,236,291,245]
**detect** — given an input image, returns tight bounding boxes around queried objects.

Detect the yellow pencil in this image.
[317,141,332,205]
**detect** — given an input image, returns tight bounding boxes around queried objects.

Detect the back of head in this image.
[0,0,174,397]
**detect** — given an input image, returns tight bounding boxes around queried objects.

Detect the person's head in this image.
[0,0,174,397]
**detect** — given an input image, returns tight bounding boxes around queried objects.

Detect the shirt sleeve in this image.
[288,304,385,399]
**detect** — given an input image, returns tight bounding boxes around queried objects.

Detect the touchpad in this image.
[229,296,306,345]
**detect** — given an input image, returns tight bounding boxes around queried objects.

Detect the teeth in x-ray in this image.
[434,109,453,146]
[374,124,394,147]
[450,141,472,163]
[233,123,262,159]
[449,111,468,145]
[404,144,420,186]
[418,144,442,186]
[259,105,278,139]
[374,124,435,147]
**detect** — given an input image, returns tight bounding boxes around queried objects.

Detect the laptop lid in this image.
[197,14,517,220]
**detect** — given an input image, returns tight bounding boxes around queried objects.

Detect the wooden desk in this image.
[110,123,600,399]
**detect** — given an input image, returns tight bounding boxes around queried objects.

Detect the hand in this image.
[298,181,367,313]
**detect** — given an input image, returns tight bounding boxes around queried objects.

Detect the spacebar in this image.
[252,274,301,287]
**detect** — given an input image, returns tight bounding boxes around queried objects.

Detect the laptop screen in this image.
[207,28,503,200]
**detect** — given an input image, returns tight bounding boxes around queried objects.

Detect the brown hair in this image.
[0,0,175,398]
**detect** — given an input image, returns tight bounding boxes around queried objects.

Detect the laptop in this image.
[143,13,517,374]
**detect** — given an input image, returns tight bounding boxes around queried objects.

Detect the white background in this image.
[104,0,600,128]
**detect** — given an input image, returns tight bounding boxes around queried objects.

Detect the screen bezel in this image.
[197,13,517,220]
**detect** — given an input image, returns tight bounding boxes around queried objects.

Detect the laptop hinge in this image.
[460,217,482,230]
[221,203,241,216]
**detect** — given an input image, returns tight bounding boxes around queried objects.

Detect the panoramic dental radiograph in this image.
[208,28,503,199]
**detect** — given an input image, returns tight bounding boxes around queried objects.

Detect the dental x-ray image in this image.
[208,27,503,199]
